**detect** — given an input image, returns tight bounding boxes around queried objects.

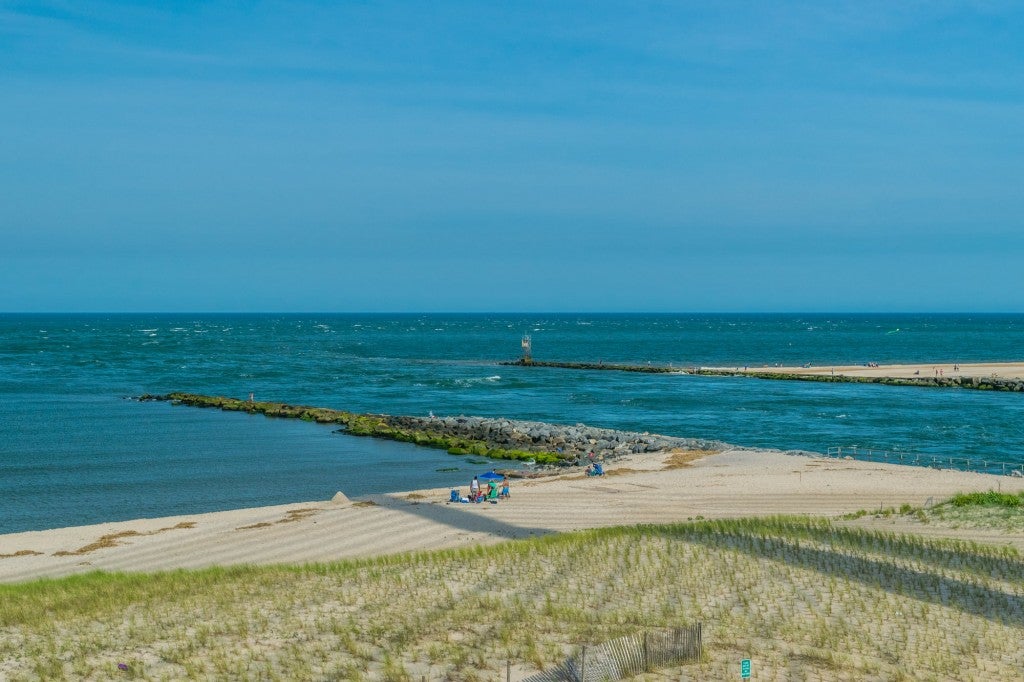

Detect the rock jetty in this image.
[138,393,720,467]
[500,359,681,374]
[385,414,718,462]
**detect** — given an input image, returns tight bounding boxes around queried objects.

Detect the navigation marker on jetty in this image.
[521,334,532,364]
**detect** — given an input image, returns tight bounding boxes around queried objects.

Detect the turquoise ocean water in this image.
[2,313,1023,533]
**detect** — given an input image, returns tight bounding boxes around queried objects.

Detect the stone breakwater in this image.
[500,359,681,374]
[139,393,721,467]
[385,414,719,462]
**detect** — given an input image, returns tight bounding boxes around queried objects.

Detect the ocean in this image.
[2,313,1023,533]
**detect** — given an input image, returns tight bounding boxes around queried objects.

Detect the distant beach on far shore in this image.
[718,361,1024,380]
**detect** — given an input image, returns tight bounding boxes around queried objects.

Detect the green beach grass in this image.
[1,516,1022,680]
[919,490,1024,533]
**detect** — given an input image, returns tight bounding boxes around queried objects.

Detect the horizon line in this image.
[3,310,1024,316]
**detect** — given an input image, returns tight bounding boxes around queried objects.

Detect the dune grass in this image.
[917,490,1024,533]
[949,490,1024,508]
[0,517,1022,680]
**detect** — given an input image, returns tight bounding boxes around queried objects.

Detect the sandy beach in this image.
[721,360,1024,380]
[3,448,1022,584]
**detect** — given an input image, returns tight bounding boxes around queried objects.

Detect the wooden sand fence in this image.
[521,625,702,682]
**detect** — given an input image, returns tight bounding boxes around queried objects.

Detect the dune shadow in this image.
[370,494,555,541]
[673,528,1024,627]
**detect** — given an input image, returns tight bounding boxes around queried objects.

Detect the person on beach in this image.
[470,476,479,498]
[500,478,510,499]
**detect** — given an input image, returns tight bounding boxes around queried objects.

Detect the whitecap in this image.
[452,375,503,387]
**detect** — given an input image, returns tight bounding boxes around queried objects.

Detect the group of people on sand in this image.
[451,475,510,504]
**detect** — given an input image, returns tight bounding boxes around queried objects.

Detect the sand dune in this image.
[1,449,1022,583]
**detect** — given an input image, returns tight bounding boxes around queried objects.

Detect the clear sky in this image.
[2,1,1022,312]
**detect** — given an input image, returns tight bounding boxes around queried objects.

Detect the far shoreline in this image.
[506,359,1024,391]
[704,360,1024,380]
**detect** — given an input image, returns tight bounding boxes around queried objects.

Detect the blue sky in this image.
[2,1,1022,312]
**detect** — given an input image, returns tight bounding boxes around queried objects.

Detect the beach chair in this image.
[449,489,460,503]
[487,482,499,501]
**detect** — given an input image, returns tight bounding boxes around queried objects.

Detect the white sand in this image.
[1,449,1022,584]
[716,360,1024,380]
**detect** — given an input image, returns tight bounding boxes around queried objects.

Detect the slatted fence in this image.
[521,625,702,682]
[826,446,1024,477]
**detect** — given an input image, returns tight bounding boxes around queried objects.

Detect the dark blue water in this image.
[2,313,1023,532]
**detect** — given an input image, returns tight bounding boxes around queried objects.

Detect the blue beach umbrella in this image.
[478,471,504,481]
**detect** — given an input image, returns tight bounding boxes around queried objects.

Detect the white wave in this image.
[453,375,502,386]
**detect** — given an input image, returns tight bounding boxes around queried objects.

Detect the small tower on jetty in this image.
[520,334,532,364]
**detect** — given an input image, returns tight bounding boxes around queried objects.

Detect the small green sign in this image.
[741,658,751,678]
